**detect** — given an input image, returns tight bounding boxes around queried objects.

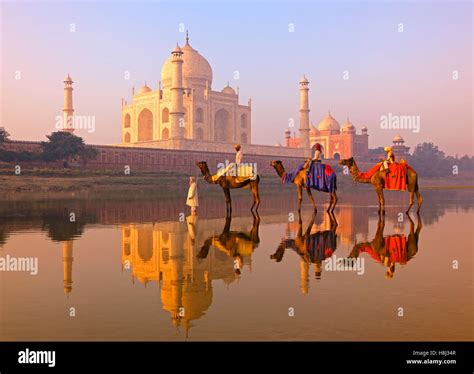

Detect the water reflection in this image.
[349,214,422,279]
[271,212,338,294]
[0,189,471,339]
[197,213,260,276]
[119,214,261,335]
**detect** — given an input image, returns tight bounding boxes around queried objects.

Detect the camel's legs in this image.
[305,187,317,210]
[223,188,232,217]
[415,185,422,213]
[250,182,261,212]
[297,184,303,212]
[407,190,414,213]
[331,191,338,212]
[376,188,385,215]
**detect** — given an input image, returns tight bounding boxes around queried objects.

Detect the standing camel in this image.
[270,160,338,212]
[339,157,422,214]
[196,161,260,216]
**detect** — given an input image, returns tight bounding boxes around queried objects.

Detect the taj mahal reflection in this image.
[120,215,260,333]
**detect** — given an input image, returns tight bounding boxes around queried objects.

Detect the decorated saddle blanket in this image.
[358,162,408,191]
[283,162,337,193]
[385,163,407,191]
[211,163,256,184]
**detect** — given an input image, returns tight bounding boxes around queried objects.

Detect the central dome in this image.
[161,40,213,87]
[318,112,341,132]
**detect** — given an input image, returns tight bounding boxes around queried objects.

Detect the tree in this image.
[410,142,452,177]
[0,127,10,144]
[40,131,98,167]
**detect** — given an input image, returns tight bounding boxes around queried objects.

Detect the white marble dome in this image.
[161,41,213,87]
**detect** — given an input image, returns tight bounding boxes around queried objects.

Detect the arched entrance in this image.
[137,109,153,141]
[214,109,231,142]
[124,113,131,128]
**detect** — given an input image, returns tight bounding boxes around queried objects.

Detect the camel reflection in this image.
[197,213,261,276]
[271,212,338,294]
[348,213,422,279]
[121,214,259,335]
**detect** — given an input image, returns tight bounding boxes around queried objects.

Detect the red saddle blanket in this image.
[385,163,407,191]
[358,162,408,191]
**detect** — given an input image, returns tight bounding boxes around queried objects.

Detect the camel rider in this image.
[305,143,323,169]
[235,144,242,165]
[312,143,323,163]
[381,146,395,174]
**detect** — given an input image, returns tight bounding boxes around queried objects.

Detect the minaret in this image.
[170,44,185,139]
[284,129,291,147]
[63,74,74,134]
[299,75,310,151]
[63,241,74,295]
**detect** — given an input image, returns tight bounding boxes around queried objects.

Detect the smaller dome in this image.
[361,126,368,132]
[172,43,182,54]
[222,84,236,95]
[342,118,356,132]
[64,74,73,83]
[318,112,340,132]
[137,84,152,95]
[310,125,318,137]
[274,143,282,147]
[393,134,404,143]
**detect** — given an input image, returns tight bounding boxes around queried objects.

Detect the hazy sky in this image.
[1,0,472,155]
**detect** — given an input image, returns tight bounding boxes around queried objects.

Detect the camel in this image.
[348,213,422,279]
[196,161,260,216]
[339,157,422,214]
[270,160,338,212]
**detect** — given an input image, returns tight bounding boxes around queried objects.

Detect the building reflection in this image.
[63,241,74,295]
[121,214,260,334]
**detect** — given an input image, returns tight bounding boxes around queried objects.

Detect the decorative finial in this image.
[186,30,189,44]
[227,81,230,87]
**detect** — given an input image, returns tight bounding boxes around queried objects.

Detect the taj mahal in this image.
[60,33,373,160]
[120,33,252,146]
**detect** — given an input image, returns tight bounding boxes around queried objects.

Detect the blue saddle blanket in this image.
[283,162,337,192]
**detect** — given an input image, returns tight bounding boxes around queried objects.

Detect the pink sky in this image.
[1,1,472,155]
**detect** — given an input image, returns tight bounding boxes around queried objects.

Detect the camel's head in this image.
[339,157,354,166]
[196,161,210,175]
[270,160,283,168]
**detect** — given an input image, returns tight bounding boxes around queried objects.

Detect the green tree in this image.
[41,131,98,167]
